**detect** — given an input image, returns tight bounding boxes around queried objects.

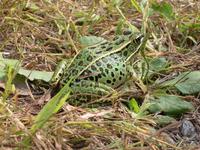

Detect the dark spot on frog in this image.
[115,68,118,71]
[89,46,97,49]
[99,67,103,72]
[105,68,109,74]
[69,82,73,87]
[81,81,87,86]
[120,71,123,75]
[107,80,111,84]
[123,51,128,57]
[91,65,97,71]
[111,72,115,77]
[107,63,112,69]
[89,76,94,81]
[95,76,99,82]
[100,41,108,46]
[119,76,122,80]
[96,50,102,54]
[97,90,103,95]
[86,70,92,75]
[123,64,125,67]
[106,46,113,51]
[76,53,82,59]
[101,45,106,49]
[113,78,116,82]
[75,79,80,82]
[96,61,102,66]
[98,74,102,78]
[78,60,84,66]
[115,38,125,45]
[87,55,93,61]
[86,95,92,101]
[113,36,119,40]
[72,69,78,75]
[102,72,106,77]
[58,72,62,76]
[102,57,108,63]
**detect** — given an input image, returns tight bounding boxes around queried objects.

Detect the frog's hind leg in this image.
[69,80,115,105]
[71,80,115,96]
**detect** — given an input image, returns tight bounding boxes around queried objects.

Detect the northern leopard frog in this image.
[51,30,147,101]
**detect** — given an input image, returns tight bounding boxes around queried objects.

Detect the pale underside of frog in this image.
[51,30,147,102]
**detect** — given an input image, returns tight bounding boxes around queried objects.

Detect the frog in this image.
[50,30,147,101]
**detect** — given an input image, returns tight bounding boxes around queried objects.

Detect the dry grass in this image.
[0,0,200,149]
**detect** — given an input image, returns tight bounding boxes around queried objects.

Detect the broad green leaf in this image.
[179,23,200,33]
[148,57,169,77]
[151,1,175,20]
[148,95,194,117]
[149,57,168,71]
[79,36,107,47]
[0,58,54,84]
[155,115,176,126]
[160,71,200,94]
[129,98,140,113]
[18,68,53,82]
[0,58,20,68]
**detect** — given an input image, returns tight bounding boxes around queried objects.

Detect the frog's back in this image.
[60,31,140,86]
[60,40,111,84]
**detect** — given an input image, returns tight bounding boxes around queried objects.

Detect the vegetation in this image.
[0,0,199,149]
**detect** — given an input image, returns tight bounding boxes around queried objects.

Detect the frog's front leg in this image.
[70,80,115,97]
[50,60,69,84]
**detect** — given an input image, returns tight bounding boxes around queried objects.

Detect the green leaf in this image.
[160,71,200,94]
[151,1,175,20]
[18,68,53,82]
[148,95,194,117]
[149,57,168,71]
[79,36,107,47]
[148,57,169,77]
[129,98,140,113]
[0,58,20,68]
[155,115,176,126]
[0,58,53,83]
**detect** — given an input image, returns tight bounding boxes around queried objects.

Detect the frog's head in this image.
[50,60,68,85]
[123,29,144,44]
[119,29,147,59]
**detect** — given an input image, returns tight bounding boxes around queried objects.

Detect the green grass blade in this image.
[21,82,72,147]
[130,0,142,13]
[30,84,71,133]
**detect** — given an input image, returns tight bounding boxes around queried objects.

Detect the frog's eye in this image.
[134,34,144,44]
